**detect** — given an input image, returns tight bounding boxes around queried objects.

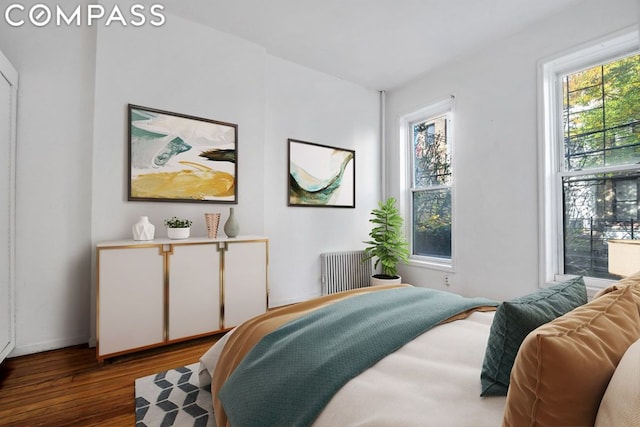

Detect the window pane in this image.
[563,171,640,278]
[563,54,640,171]
[413,188,451,259]
[413,115,450,187]
[565,131,605,170]
[604,125,640,167]
[565,65,602,93]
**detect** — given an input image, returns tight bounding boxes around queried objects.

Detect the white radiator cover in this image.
[321,250,372,295]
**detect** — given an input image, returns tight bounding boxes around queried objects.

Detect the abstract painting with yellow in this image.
[128,105,238,203]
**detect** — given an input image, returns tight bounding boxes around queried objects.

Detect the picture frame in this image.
[288,139,355,208]
[128,104,238,203]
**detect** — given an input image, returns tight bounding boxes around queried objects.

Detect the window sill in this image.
[407,257,453,273]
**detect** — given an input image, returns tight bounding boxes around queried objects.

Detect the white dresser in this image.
[96,236,268,361]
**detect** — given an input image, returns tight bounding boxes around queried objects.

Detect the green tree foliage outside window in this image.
[412,115,452,259]
[564,55,640,170]
[562,53,640,278]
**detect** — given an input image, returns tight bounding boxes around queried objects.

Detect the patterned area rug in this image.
[135,363,216,427]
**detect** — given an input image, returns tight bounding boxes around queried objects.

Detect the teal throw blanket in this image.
[219,286,497,427]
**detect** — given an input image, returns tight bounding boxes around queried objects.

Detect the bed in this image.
[200,276,640,427]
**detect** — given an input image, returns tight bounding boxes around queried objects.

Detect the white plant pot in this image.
[370,275,402,286]
[167,227,190,240]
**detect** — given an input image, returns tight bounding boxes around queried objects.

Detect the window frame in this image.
[400,96,455,272]
[539,28,640,289]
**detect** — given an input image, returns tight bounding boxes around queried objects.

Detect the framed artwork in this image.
[288,139,355,208]
[128,104,238,203]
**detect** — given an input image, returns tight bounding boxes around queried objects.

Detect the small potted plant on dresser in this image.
[363,197,410,286]
[164,216,192,240]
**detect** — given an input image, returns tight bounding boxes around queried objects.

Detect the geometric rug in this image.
[135,363,216,427]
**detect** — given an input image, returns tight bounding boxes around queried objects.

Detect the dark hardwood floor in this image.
[0,336,222,426]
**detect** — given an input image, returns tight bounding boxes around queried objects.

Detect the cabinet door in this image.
[223,240,268,327]
[97,246,164,357]
[168,243,220,340]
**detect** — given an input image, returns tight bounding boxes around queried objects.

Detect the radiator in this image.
[321,250,372,295]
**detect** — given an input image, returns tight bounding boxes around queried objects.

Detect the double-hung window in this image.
[404,98,454,267]
[541,30,640,286]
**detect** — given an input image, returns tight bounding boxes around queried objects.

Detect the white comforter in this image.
[200,311,506,427]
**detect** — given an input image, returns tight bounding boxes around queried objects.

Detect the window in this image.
[403,98,454,267]
[541,30,640,285]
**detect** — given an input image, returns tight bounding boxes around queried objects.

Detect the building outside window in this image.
[541,30,640,285]
[406,99,453,265]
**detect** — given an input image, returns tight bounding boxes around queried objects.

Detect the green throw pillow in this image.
[480,276,587,396]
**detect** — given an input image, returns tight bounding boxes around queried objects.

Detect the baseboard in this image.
[10,335,90,358]
[269,292,321,308]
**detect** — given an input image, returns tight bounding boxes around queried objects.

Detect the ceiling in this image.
[163,0,582,91]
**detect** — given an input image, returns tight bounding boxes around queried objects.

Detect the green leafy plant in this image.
[363,197,410,278]
[164,217,192,228]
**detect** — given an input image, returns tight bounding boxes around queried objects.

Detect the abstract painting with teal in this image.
[129,105,237,202]
[288,139,355,207]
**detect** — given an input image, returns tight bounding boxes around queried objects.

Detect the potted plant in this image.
[164,216,192,240]
[363,197,410,285]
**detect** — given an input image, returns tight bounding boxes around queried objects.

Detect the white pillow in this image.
[595,337,640,427]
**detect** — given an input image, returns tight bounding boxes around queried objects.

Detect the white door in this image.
[223,240,268,328]
[0,51,17,363]
[168,243,221,340]
[97,246,165,358]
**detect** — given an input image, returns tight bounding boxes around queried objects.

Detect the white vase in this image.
[132,216,155,241]
[167,227,190,240]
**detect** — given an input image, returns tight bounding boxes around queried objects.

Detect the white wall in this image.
[91,16,267,242]
[0,1,97,355]
[386,0,639,300]
[265,57,380,306]
[0,7,379,354]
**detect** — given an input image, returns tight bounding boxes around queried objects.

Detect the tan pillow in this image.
[503,286,640,427]
[595,337,640,427]
[593,284,620,299]
[617,272,640,306]
[594,270,640,300]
